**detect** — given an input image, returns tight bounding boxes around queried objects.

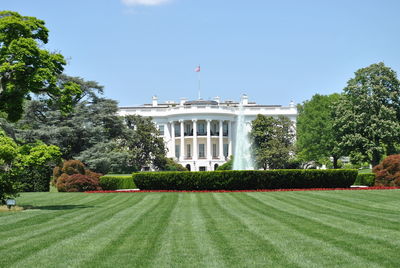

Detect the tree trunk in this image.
[371,151,381,168]
[333,156,338,169]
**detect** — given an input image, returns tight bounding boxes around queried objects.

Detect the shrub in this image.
[57,174,101,192]
[53,160,85,179]
[373,154,400,186]
[53,160,102,192]
[100,175,136,190]
[135,169,357,190]
[217,157,233,170]
[353,173,375,186]
[163,158,188,171]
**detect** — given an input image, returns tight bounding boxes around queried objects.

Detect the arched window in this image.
[214,164,219,170]
[186,164,191,171]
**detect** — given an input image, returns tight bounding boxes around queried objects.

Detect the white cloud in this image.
[121,0,171,6]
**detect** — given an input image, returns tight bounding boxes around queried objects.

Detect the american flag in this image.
[194,65,200,72]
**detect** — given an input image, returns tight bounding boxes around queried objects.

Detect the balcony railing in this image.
[175,131,229,137]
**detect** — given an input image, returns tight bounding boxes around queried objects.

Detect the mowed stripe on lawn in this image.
[0,190,399,267]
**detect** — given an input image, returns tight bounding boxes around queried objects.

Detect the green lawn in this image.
[1,190,400,267]
[358,168,373,174]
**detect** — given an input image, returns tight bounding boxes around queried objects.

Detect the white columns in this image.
[219,120,223,159]
[170,121,175,158]
[180,120,184,161]
[192,119,198,161]
[228,120,232,158]
[206,119,212,160]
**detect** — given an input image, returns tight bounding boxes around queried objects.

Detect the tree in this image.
[76,142,131,174]
[17,142,61,192]
[333,62,400,166]
[250,115,295,169]
[6,75,124,161]
[53,160,101,192]
[0,129,22,203]
[296,93,342,168]
[0,11,82,122]
[121,115,166,171]
[373,154,400,186]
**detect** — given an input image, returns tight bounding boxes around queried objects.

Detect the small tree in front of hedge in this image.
[53,160,102,192]
[373,154,400,186]
[217,156,233,170]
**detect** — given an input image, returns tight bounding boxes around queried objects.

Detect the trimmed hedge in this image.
[99,175,136,190]
[353,173,375,186]
[134,169,358,190]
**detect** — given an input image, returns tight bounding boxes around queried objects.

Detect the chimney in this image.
[241,94,249,105]
[152,96,158,107]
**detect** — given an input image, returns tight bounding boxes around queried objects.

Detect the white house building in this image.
[118,95,297,171]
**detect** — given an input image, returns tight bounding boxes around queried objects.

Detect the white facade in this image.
[118,95,297,171]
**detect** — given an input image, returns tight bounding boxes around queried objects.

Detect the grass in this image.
[358,168,372,174]
[1,190,400,267]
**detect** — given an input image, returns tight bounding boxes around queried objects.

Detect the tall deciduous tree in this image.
[333,62,400,166]
[296,93,341,168]
[250,114,295,169]
[0,11,81,122]
[121,115,166,171]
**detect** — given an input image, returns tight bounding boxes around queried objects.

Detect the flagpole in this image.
[198,70,201,100]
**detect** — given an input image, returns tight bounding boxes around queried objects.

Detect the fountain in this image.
[233,99,255,170]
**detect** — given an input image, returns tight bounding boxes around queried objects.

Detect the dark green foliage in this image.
[1,129,61,195]
[122,115,166,170]
[9,94,167,174]
[17,143,61,192]
[100,175,136,190]
[373,154,400,186]
[0,11,82,122]
[135,169,358,190]
[353,173,375,186]
[250,115,295,169]
[76,142,132,174]
[333,62,400,166]
[217,157,233,170]
[15,92,120,161]
[0,173,22,204]
[296,93,342,167]
[155,157,188,171]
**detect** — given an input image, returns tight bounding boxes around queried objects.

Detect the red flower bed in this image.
[85,186,400,194]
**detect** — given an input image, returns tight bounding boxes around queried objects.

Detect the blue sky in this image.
[3,0,400,106]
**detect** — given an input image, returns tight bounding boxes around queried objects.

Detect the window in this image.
[223,144,229,157]
[212,123,218,135]
[159,125,164,136]
[174,124,180,136]
[223,122,228,136]
[198,123,205,135]
[212,143,217,157]
[187,144,191,158]
[175,145,180,158]
[185,123,191,136]
[199,144,205,158]
[199,166,206,171]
